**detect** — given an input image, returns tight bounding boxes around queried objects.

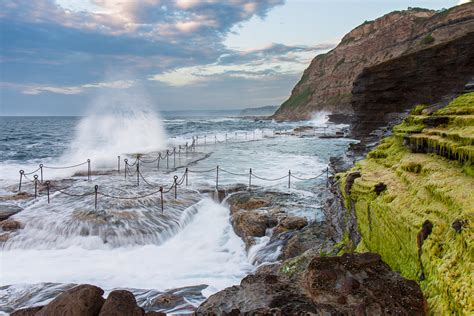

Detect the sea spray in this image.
[310,111,330,126]
[63,86,167,169]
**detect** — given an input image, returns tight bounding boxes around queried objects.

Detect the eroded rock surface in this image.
[196,253,426,315]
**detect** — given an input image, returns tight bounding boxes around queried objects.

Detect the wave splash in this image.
[63,87,167,168]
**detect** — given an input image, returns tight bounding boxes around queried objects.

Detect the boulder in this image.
[151,293,185,310]
[0,204,23,220]
[0,219,22,231]
[273,216,308,235]
[36,284,105,316]
[197,253,426,315]
[230,210,276,248]
[11,306,43,316]
[99,290,143,316]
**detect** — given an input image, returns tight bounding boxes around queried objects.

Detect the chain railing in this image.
[14,129,337,212]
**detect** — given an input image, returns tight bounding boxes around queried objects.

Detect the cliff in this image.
[339,93,474,314]
[273,3,474,121]
[239,105,278,117]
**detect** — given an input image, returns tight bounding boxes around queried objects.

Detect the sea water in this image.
[0,112,353,313]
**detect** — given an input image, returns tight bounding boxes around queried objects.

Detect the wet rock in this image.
[229,197,271,214]
[422,116,450,127]
[0,192,32,201]
[345,171,361,195]
[144,312,166,316]
[0,204,23,220]
[452,219,466,233]
[198,252,425,315]
[36,284,104,316]
[304,253,425,315]
[0,219,22,231]
[99,290,143,316]
[273,216,308,235]
[231,210,276,249]
[151,293,186,310]
[0,232,10,242]
[11,306,44,316]
[374,182,387,195]
[278,222,329,260]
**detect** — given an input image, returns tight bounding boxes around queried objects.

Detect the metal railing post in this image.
[94,185,98,210]
[124,159,128,179]
[157,153,161,170]
[173,147,176,168]
[216,165,219,190]
[46,181,50,203]
[136,156,140,186]
[160,186,164,212]
[288,170,291,189]
[326,167,329,187]
[87,159,91,181]
[34,175,38,199]
[185,168,189,186]
[117,156,120,173]
[174,175,178,199]
[166,150,169,169]
[18,170,24,192]
[39,164,43,183]
[249,168,252,190]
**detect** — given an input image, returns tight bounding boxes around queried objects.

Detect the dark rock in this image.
[0,192,32,201]
[452,219,466,233]
[37,284,105,316]
[0,233,10,242]
[231,210,275,249]
[0,219,22,231]
[151,293,186,310]
[374,182,387,195]
[198,252,425,315]
[273,216,308,235]
[345,171,361,196]
[11,306,43,316]
[144,312,166,316]
[422,116,450,127]
[0,204,23,220]
[99,290,143,316]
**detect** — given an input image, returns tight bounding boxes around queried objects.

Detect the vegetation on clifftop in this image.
[339,93,474,314]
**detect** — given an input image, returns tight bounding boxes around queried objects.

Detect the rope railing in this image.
[15,128,338,211]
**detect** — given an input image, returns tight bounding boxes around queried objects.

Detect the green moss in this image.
[340,93,474,314]
[411,104,428,115]
[280,255,309,277]
[280,87,312,110]
[421,34,435,45]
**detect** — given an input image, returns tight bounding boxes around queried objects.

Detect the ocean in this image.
[0,112,353,314]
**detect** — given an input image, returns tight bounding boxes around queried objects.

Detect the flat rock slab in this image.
[0,204,23,220]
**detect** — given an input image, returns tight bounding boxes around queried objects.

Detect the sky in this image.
[0,0,464,115]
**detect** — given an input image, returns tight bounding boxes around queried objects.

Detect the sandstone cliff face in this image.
[273,3,474,121]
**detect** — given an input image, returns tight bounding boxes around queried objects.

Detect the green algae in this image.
[339,93,474,314]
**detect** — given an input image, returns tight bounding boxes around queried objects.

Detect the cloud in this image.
[148,43,334,86]
[3,80,135,95]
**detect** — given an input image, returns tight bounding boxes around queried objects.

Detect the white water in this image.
[63,88,167,169]
[310,111,330,126]
[1,198,252,292]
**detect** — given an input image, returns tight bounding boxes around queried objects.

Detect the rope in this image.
[23,167,41,175]
[188,167,217,173]
[290,171,326,181]
[219,168,248,176]
[43,161,88,169]
[252,173,288,181]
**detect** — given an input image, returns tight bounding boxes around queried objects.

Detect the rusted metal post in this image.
[46,181,50,203]
[19,170,24,192]
[34,175,38,199]
[39,164,43,183]
[94,185,98,210]
[87,159,91,181]
[249,168,252,190]
[136,156,140,186]
[160,186,164,212]
[124,159,128,179]
[174,175,178,199]
[216,165,219,190]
